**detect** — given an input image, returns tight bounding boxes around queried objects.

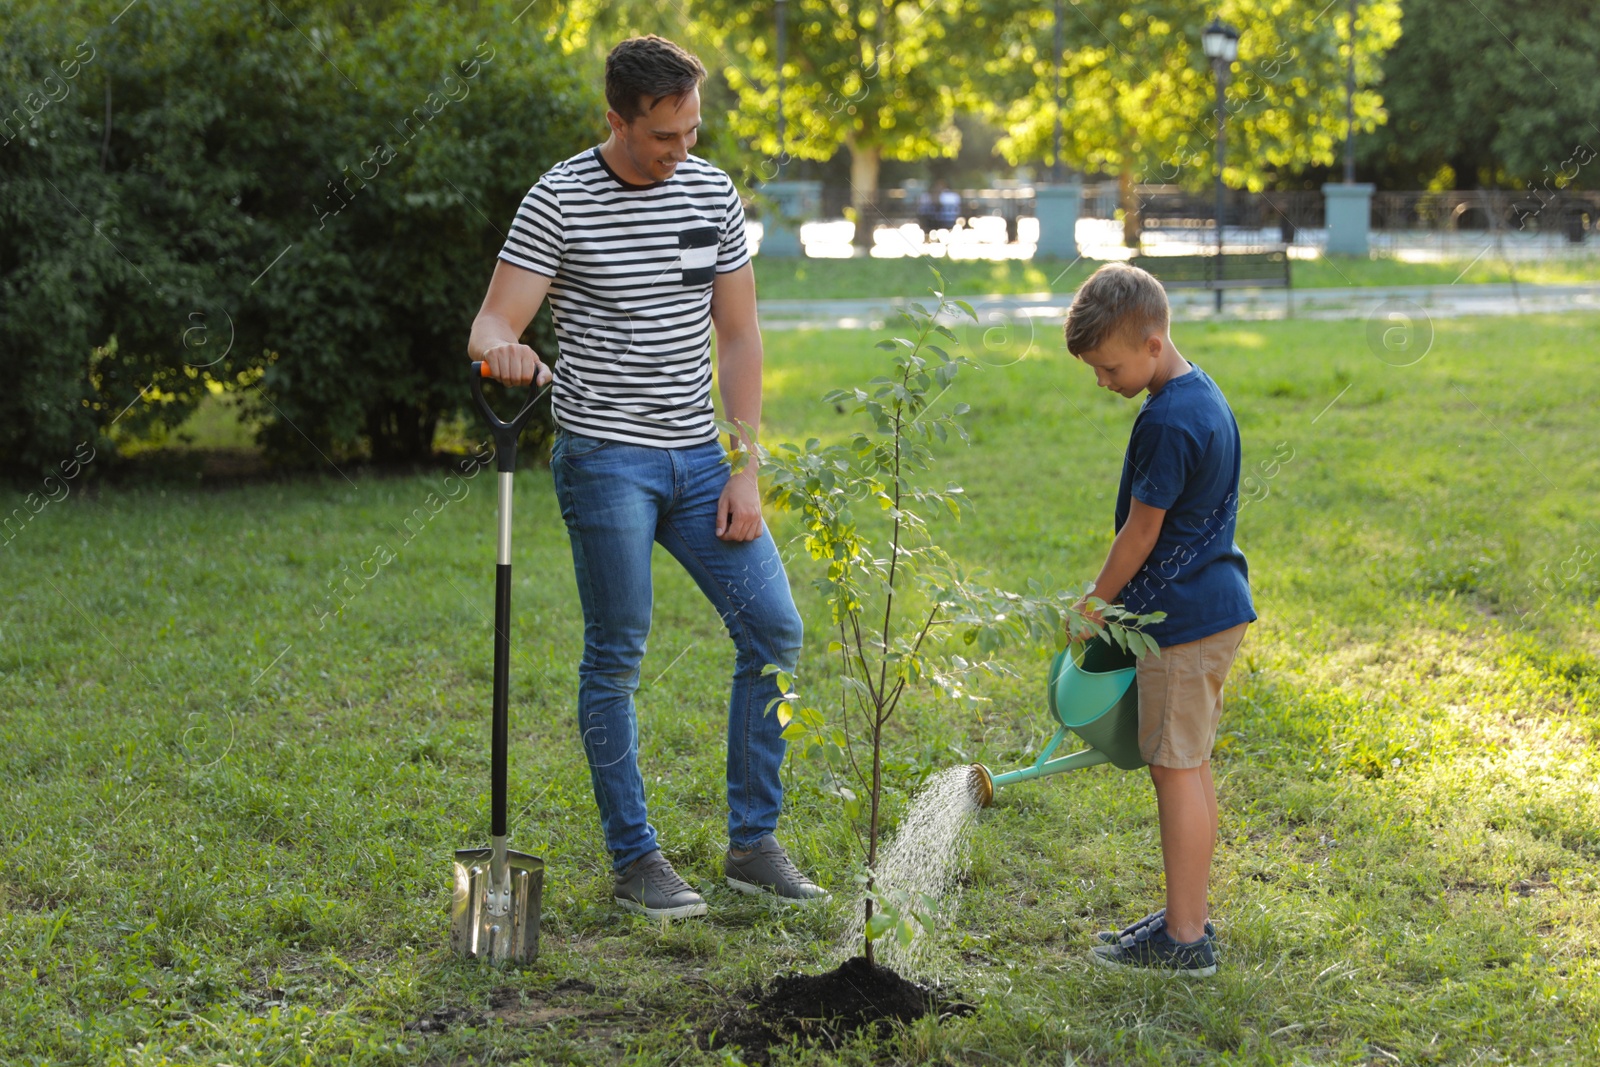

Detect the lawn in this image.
[2,310,1598,1065]
[751,252,1600,300]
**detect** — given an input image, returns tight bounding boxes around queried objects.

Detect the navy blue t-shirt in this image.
[1114,363,1256,646]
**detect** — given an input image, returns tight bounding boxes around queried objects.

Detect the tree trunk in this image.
[1120,162,1142,250]
[366,400,438,465]
[849,139,882,252]
[863,714,884,964]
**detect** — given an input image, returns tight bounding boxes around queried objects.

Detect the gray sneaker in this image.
[724,834,829,904]
[1091,916,1217,978]
[614,851,707,920]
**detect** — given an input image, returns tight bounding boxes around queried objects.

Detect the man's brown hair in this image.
[1063,262,1171,356]
[605,36,707,123]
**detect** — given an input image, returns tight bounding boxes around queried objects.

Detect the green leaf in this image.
[864,912,897,942]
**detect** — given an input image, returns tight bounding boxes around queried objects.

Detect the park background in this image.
[2,1,1598,1064]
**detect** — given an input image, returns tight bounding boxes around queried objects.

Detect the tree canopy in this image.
[969,0,1399,189]
[956,0,1399,241]
[1359,0,1600,189]
[680,0,976,243]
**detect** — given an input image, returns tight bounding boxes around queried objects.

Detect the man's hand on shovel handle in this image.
[482,342,551,388]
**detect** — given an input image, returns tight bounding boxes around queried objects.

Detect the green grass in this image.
[751,252,1600,300]
[3,312,1599,1065]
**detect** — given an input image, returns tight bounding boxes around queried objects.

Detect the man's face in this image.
[1077,328,1161,398]
[610,86,701,182]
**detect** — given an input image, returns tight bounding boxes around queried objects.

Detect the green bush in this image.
[0,0,594,474]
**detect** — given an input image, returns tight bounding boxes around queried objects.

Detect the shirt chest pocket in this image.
[678,225,718,286]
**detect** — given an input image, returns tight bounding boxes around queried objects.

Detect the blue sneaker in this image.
[1091,916,1216,977]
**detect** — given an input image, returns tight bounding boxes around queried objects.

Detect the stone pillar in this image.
[1033,182,1082,259]
[1323,182,1375,256]
[756,180,821,258]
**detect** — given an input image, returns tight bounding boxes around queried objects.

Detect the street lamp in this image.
[1343,0,1357,184]
[1052,0,1064,184]
[1201,17,1239,313]
[775,0,787,176]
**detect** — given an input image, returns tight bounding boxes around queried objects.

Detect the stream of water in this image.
[838,765,982,974]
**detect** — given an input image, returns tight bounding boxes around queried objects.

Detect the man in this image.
[466,35,824,919]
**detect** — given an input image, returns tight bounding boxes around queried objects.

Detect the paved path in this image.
[757,281,1600,330]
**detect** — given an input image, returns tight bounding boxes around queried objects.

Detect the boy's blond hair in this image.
[1064,263,1170,356]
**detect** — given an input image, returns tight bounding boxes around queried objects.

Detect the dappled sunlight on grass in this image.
[1215,328,1271,350]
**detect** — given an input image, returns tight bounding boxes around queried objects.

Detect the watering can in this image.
[969,635,1146,808]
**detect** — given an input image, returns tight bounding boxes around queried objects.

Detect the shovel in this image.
[449,360,551,963]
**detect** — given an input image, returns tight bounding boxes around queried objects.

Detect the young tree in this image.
[725,272,1159,963]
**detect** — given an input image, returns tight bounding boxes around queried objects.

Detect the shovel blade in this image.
[451,847,543,962]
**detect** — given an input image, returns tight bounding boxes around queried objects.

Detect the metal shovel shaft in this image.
[489,472,514,916]
[492,471,513,844]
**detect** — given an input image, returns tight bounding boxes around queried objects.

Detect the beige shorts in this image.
[1135,622,1249,769]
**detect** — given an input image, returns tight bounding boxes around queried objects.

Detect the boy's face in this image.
[1077,328,1164,398]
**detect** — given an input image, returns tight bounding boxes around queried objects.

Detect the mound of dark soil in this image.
[703,956,974,1063]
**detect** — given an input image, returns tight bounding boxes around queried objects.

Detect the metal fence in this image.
[817,182,1599,246]
[1372,190,1596,240]
[825,185,1036,241]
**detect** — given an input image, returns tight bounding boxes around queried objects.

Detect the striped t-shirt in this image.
[497,147,750,447]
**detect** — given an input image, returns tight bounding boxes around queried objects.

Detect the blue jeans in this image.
[549,429,804,871]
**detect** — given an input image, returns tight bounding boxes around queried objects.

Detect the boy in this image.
[1064,263,1256,977]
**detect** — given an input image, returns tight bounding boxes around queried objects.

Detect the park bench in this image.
[1130,250,1294,314]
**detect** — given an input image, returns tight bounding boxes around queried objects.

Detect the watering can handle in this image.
[469,361,552,472]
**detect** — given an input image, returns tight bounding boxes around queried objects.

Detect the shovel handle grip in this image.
[474,358,550,387]
[469,361,552,472]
